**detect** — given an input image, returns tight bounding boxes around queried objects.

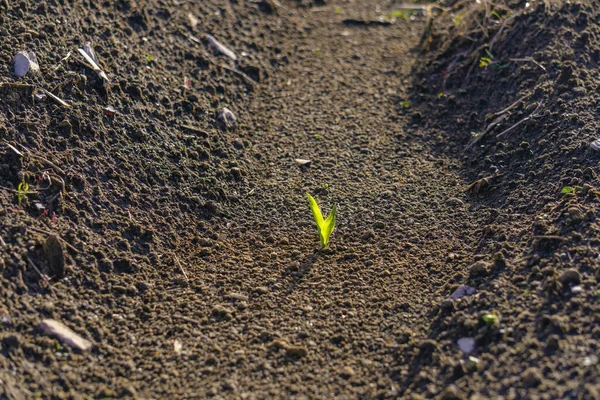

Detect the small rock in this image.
[558,269,581,286]
[43,234,65,279]
[38,319,92,352]
[218,107,237,128]
[268,339,307,358]
[137,281,151,292]
[373,221,386,229]
[457,337,475,354]
[449,285,476,300]
[571,285,583,294]
[1,333,22,349]
[438,384,462,400]
[230,167,243,180]
[294,158,311,166]
[227,292,249,302]
[212,304,235,319]
[522,367,542,388]
[41,302,55,314]
[173,339,183,355]
[446,198,464,208]
[254,286,269,294]
[13,50,39,77]
[440,299,455,312]
[469,261,489,277]
[545,334,560,353]
[339,366,355,379]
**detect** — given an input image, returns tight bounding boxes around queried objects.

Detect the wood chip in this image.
[39,319,92,352]
[294,158,311,166]
[206,34,237,61]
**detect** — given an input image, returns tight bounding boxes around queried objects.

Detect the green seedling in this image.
[452,14,463,26]
[334,6,342,14]
[16,182,29,206]
[561,186,582,195]
[482,313,499,324]
[400,100,411,108]
[386,10,409,20]
[307,193,337,248]
[479,56,493,68]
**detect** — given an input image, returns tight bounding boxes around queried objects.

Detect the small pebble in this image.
[522,367,542,388]
[218,107,237,128]
[558,269,581,286]
[457,337,475,354]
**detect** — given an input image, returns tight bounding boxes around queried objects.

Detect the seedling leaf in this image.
[482,313,498,324]
[307,193,337,248]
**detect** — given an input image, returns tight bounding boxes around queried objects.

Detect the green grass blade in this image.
[320,204,336,248]
[307,193,337,248]
[306,193,324,226]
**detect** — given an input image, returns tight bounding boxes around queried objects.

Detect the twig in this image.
[25,256,53,287]
[466,114,508,150]
[3,142,23,157]
[215,62,258,86]
[181,125,209,136]
[27,226,80,254]
[0,236,6,246]
[496,100,544,139]
[509,57,547,72]
[490,93,531,118]
[172,315,201,325]
[489,16,515,54]
[40,88,70,108]
[10,142,66,175]
[532,235,567,241]
[174,256,189,284]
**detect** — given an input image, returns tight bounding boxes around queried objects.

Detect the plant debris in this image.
[206,34,237,61]
[38,319,92,352]
[78,42,109,83]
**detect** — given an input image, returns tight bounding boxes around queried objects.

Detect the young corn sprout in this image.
[306,193,337,248]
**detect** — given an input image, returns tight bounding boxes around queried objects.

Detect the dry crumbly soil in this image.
[1,0,600,399]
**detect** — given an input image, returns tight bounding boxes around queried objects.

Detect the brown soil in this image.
[1,0,600,399]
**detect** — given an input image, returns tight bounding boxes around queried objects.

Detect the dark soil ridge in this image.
[1,0,599,399]
[404,0,600,398]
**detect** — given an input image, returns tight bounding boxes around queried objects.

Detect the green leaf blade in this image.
[306,193,324,226]
[320,204,336,248]
[306,193,336,248]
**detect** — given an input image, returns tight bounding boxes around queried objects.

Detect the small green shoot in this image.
[146,54,153,63]
[596,290,600,296]
[17,182,29,206]
[452,14,463,26]
[334,6,342,14]
[306,193,337,248]
[400,100,411,108]
[386,10,409,20]
[479,56,493,68]
[313,49,321,56]
[482,313,498,324]
[561,186,582,195]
